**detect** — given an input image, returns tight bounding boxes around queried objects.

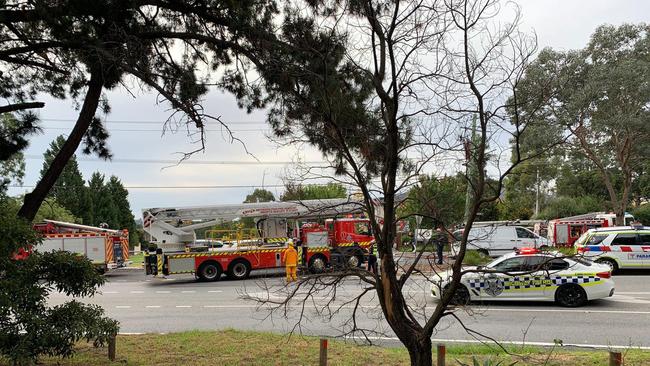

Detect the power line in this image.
[39,118,267,125]
[39,127,268,132]
[23,155,326,165]
[41,127,269,133]
[9,184,287,189]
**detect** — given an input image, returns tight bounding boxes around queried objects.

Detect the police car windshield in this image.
[574,232,590,246]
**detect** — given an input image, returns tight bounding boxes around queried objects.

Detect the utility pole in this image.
[534,167,540,217]
[463,115,478,224]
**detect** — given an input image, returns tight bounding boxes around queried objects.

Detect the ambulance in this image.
[574,225,650,271]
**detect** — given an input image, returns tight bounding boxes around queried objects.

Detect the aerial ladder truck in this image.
[142,199,376,281]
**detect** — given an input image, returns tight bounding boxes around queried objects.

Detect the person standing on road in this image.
[282,239,299,283]
[367,243,378,275]
[434,227,448,265]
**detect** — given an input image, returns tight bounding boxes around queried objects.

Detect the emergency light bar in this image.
[515,247,540,255]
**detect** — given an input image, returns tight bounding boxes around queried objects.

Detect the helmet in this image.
[286,239,294,247]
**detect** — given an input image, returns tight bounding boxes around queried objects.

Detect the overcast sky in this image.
[6,0,649,220]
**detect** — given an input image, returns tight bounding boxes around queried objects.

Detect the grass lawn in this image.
[18,329,650,366]
[128,252,144,267]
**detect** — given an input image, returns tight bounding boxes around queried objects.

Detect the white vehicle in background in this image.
[451,225,550,257]
[431,248,615,307]
[574,225,650,271]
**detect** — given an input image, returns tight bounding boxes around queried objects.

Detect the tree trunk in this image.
[18,70,104,221]
[615,212,625,226]
[406,337,433,366]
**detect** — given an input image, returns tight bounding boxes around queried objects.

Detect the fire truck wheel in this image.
[346,255,362,268]
[309,255,327,274]
[198,261,222,282]
[227,259,251,280]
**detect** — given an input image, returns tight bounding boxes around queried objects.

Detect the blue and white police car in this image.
[574,225,650,271]
[431,248,615,307]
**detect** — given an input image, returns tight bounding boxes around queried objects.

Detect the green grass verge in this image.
[462,250,492,266]
[128,252,144,266]
[16,329,650,366]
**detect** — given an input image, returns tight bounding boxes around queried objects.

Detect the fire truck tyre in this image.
[309,255,327,274]
[443,284,470,305]
[228,259,251,280]
[555,284,587,307]
[198,262,222,282]
[595,258,618,273]
[346,255,362,268]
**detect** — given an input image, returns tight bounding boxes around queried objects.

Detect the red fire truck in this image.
[142,200,375,280]
[31,219,130,273]
[547,212,635,247]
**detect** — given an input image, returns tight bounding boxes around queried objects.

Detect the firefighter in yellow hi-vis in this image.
[282,239,299,283]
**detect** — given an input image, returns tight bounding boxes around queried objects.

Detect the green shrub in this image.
[633,203,650,226]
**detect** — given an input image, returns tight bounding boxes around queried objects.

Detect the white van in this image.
[451,225,550,257]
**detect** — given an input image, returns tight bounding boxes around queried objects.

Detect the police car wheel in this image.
[596,258,618,273]
[198,262,222,282]
[555,284,587,307]
[228,260,251,280]
[445,284,470,305]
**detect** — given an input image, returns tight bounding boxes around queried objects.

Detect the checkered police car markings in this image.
[466,274,602,296]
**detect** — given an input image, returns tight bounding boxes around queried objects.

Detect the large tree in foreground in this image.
[237,1,555,365]
[0,0,279,221]
[514,24,650,225]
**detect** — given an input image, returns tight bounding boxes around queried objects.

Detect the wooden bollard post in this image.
[319,338,328,366]
[436,343,446,366]
[108,334,116,362]
[609,351,622,366]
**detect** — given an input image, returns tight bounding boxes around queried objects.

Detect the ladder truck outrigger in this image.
[142,199,376,281]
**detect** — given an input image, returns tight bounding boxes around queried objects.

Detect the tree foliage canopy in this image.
[0,196,118,364]
[512,23,650,223]
[280,183,347,201]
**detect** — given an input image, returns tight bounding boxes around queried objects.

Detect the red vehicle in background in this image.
[25,220,129,273]
[143,200,376,280]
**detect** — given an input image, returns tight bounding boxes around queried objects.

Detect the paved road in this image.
[49,268,650,349]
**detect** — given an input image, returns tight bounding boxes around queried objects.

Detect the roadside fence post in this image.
[436,343,446,366]
[319,338,328,366]
[609,351,622,366]
[108,333,116,361]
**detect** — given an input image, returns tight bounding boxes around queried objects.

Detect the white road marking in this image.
[208,290,223,293]
[616,292,650,295]
[189,304,650,315]
[155,291,171,294]
[145,305,161,308]
[181,290,196,293]
[203,305,258,308]
[604,295,650,304]
[102,291,119,294]
[130,291,144,294]
[474,307,650,315]
[353,336,650,351]
[115,305,131,309]
[176,305,192,308]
